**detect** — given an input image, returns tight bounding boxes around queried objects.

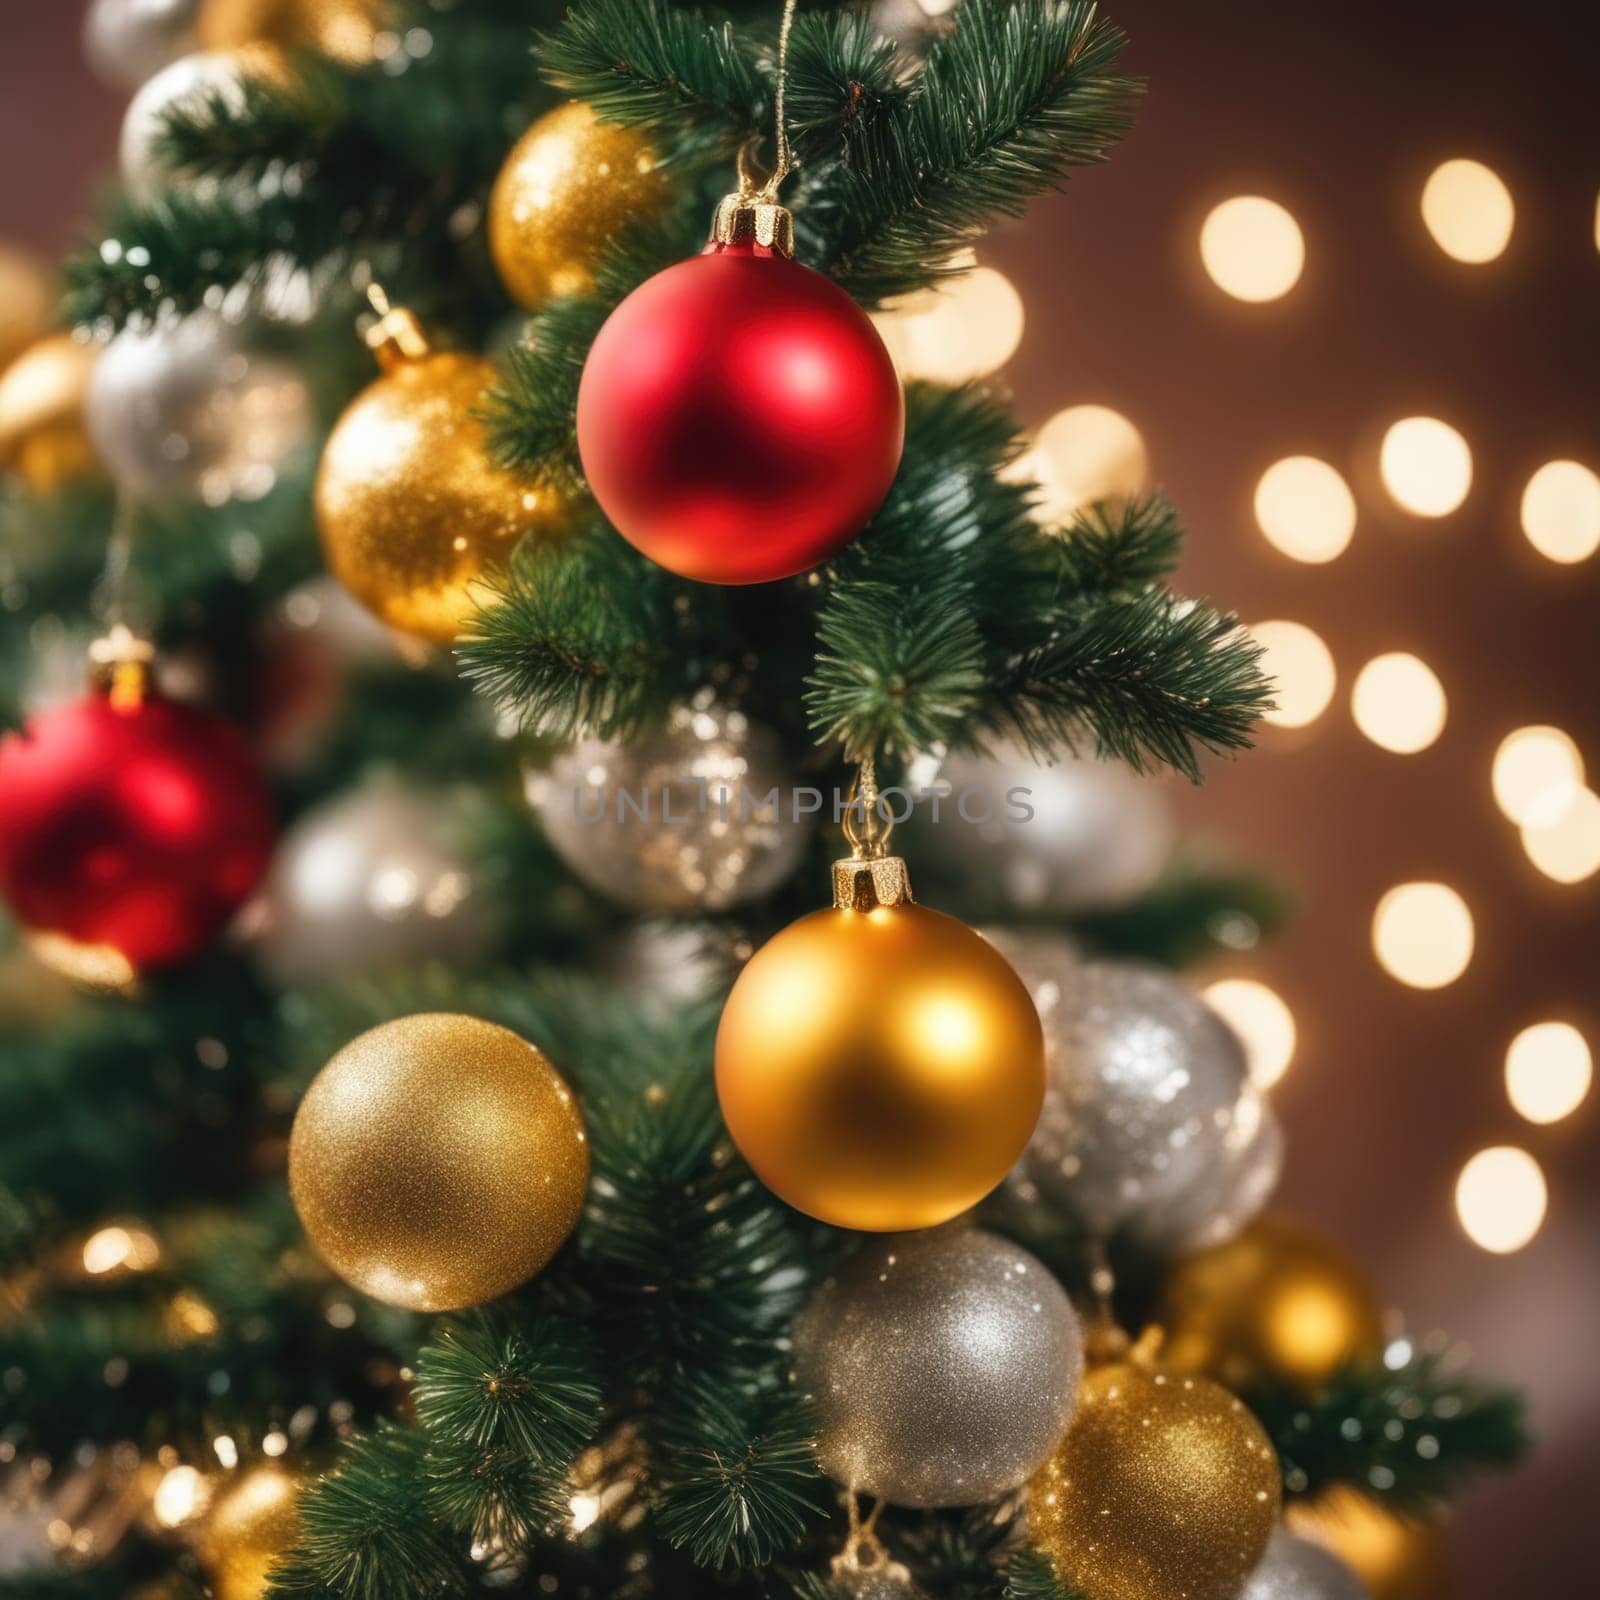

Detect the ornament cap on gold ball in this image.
[831,756,913,911]
[360,282,430,371]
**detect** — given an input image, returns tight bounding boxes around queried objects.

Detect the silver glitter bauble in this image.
[86,311,309,502]
[793,1228,1083,1509]
[1243,1528,1369,1600]
[1008,952,1281,1250]
[84,0,198,90]
[120,50,262,199]
[251,779,496,986]
[526,705,812,913]
[833,1564,927,1600]
[905,742,1173,914]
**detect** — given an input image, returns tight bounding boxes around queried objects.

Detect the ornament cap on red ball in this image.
[0,631,275,978]
[576,192,904,586]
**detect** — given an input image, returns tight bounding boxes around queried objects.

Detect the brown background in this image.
[3,1,1598,1592]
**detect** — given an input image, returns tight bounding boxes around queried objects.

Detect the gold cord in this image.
[758,0,799,201]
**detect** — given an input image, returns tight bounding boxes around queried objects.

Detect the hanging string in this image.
[842,750,894,858]
[95,493,140,635]
[760,0,799,201]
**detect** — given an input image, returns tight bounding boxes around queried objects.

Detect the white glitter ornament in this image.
[84,0,198,90]
[793,1228,1083,1509]
[119,49,267,199]
[252,779,497,987]
[85,310,309,502]
[999,945,1281,1251]
[1243,1528,1369,1600]
[904,742,1173,914]
[526,705,811,913]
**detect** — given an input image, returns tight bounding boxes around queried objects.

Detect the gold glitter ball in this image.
[288,1013,589,1311]
[1159,1215,1386,1392]
[198,0,386,64]
[489,101,667,311]
[200,1462,304,1600]
[316,344,570,644]
[0,332,99,493]
[1029,1361,1281,1600]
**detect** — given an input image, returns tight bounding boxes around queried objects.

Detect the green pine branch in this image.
[1004,1549,1091,1600]
[1051,493,1185,594]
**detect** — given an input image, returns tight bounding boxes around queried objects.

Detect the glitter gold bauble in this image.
[1159,1216,1386,1392]
[0,245,54,374]
[1029,1360,1281,1600]
[716,853,1045,1231]
[315,304,569,643]
[0,332,99,492]
[288,1013,588,1311]
[1286,1492,1446,1600]
[489,101,665,311]
[200,1462,304,1600]
[198,0,384,63]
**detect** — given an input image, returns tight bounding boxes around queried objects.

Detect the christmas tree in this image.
[0,2,1525,1598]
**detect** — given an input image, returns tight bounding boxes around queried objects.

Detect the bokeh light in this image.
[1520,459,1600,563]
[1420,158,1515,263]
[1253,456,1356,562]
[153,1465,209,1529]
[1379,417,1473,516]
[1505,1022,1592,1124]
[1199,196,1305,301]
[1350,652,1447,753]
[871,263,1025,386]
[1253,620,1337,729]
[1203,978,1296,1089]
[1371,882,1474,989]
[1455,1146,1547,1254]
[1023,404,1149,523]
[1491,725,1585,826]
[1520,785,1600,883]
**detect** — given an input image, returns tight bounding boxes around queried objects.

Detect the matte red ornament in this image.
[0,685,275,972]
[576,239,904,584]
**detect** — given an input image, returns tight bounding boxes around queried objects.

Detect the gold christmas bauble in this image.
[288,1013,589,1311]
[1287,1490,1449,1600]
[1029,1360,1281,1600]
[315,329,569,643]
[0,331,99,493]
[200,1462,305,1600]
[715,898,1045,1230]
[1159,1215,1386,1392]
[0,245,54,374]
[489,101,666,310]
[198,0,384,64]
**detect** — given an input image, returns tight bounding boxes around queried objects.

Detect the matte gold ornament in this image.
[0,332,99,493]
[200,1462,304,1600]
[0,245,54,374]
[716,827,1045,1231]
[315,292,570,643]
[1159,1215,1386,1392]
[288,1013,588,1311]
[1029,1350,1281,1600]
[198,0,384,64]
[489,101,666,310]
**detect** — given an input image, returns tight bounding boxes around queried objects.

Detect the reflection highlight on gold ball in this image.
[198,0,384,64]
[716,901,1045,1231]
[1200,196,1305,302]
[1159,1215,1386,1392]
[200,1462,305,1600]
[1420,159,1514,264]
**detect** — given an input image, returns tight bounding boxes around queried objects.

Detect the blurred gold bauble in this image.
[1287,1490,1449,1600]
[1159,1215,1386,1392]
[197,0,385,64]
[489,101,665,310]
[316,311,569,643]
[0,332,99,492]
[715,890,1045,1231]
[200,1462,304,1600]
[288,1013,588,1311]
[1029,1360,1281,1600]
[0,245,54,373]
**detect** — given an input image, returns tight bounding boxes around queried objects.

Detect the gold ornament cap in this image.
[361,285,430,371]
[709,192,795,259]
[831,852,913,911]
[87,624,155,708]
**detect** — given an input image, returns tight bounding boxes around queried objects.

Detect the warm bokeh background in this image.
[3,2,1597,1592]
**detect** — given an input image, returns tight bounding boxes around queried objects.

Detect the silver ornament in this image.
[119,49,263,200]
[84,0,198,90]
[1010,953,1281,1250]
[904,742,1173,914]
[526,705,812,913]
[86,311,310,502]
[1243,1528,1369,1600]
[251,779,497,986]
[596,920,736,1014]
[793,1228,1083,1509]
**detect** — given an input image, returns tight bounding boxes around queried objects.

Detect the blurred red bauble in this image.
[576,241,904,584]
[0,687,275,973]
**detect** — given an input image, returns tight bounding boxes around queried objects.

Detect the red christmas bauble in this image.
[576,242,904,584]
[0,689,275,971]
